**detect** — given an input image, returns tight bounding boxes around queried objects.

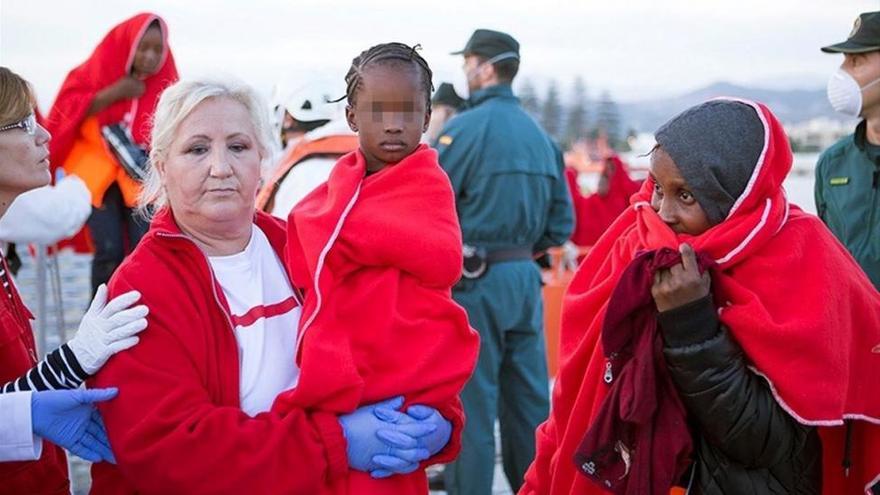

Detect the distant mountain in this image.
[619,82,841,133]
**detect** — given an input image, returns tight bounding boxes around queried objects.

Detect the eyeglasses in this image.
[0,114,37,136]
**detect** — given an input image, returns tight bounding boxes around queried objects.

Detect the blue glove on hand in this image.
[339,396,435,475]
[31,388,118,464]
[370,403,452,479]
[403,405,452,455]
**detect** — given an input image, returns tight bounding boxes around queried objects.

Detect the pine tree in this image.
[541,80,562,140]
[594,90,623,150]
[518,79,541,119]
[564,76,588,148]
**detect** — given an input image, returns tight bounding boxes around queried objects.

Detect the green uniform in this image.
[434,83,573,494]
[815,120,880,290]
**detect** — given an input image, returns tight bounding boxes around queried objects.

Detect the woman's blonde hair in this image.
[0,67,35,126]
[139,77,277,218]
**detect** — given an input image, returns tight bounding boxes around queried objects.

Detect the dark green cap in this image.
[451,29,520,61]
[432,82,465,109]
[822,11,880,53]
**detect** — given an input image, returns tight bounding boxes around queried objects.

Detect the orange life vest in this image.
[256,134,358,212]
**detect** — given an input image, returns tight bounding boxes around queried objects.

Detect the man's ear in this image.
[480,61,496,86]
[345,105,358,132]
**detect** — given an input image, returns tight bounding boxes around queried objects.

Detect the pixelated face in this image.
[346,64,430,173]
[649,147,713,236]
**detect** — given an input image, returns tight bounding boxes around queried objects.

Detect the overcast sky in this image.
[1,0,877,112]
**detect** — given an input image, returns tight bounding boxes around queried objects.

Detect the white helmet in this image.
[281,83,341,123]
[270,79,347,148]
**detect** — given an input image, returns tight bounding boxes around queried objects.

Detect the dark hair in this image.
[641,143,661,159]
[339,42,434,109]
[0,67,34,127]
[475,55,520,83]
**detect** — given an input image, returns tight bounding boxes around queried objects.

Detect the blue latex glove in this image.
[371,403,452,478]
[403,405,452,455]
[339,396,435,475]
[31,388,118,464]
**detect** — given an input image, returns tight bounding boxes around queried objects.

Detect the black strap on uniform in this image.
[486,247,533,264]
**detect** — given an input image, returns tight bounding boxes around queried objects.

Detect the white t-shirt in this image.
[270,155,336,219]
[269,119,355,220]
[208,225,301,417]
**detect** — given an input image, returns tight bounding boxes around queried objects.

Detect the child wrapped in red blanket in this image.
[273,43,479,495]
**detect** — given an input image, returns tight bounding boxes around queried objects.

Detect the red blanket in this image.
[566,156,641,247]
[47,12,177,253]
[46,12,177,170]
[276,144,479,494]
[521,99,880,495]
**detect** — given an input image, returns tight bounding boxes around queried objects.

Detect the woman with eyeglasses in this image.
[0,67,150,494]
[46,12,178,298]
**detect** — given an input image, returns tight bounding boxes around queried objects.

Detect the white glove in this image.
[68,284,149,375]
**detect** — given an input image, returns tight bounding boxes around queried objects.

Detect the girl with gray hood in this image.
[522,99,880,495]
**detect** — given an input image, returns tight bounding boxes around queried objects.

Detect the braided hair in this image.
[338,42,434,109]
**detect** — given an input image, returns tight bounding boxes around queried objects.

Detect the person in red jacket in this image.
[274,42,480,494]
[47,12,178,295]
[521,99,880,494]
[0,67,147,495]
[89,77,452,495]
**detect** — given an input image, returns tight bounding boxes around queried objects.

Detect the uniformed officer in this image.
[426,82,466,144]
[433,29,574,495]
[818,11,880,289]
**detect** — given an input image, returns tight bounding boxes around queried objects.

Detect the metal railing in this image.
[32,245,66,359]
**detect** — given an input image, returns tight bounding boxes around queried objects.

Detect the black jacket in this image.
[657,296,823,494]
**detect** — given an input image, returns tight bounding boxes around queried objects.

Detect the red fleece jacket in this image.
[522,99,880,495]
[0,256,70,495]
[275,144,480,494]
[89,210,348,495]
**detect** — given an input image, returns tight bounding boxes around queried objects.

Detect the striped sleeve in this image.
[1,344,89,393]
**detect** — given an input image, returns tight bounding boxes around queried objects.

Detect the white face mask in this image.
[827,69,880,117]
[464,51,520,94]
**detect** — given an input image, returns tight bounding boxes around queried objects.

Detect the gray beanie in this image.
[654,100,765,224]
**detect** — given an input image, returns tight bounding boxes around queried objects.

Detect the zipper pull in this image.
[604,352,619,384]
